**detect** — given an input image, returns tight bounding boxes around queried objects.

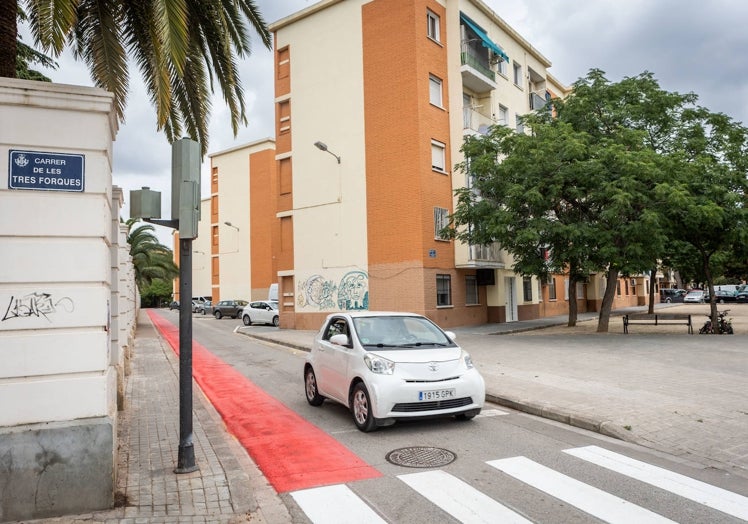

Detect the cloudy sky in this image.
[27,0,748,245]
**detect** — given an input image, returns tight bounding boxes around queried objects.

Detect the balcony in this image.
[461,51,497,93]
[468,242,504,267]
[529,91,548,111]
[463,106,495,136]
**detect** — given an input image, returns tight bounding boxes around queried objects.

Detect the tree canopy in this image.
[126,218,179,293]
[1,0,272,155]
[451,70,748,332]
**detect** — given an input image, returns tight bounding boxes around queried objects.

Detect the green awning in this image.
[460,13,509,63]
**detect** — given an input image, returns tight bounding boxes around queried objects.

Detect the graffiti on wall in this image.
[297,270,369,311]
[2,292,75,322]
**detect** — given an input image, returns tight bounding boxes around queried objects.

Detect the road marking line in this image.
[291,485,386,524]
[475,408,510,417]
[488,456,675,524]
[565,445,748,520]
[398,470,531,523]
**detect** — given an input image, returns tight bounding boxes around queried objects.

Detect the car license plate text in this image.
[419,388,456,401]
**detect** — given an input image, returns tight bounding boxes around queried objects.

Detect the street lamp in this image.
[314,141,341,164]
[224,221,240,231]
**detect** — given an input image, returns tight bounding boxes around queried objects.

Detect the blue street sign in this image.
[429,249,437,258]
[8,150,85,192]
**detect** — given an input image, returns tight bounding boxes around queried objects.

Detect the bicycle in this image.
[699,310,734,334]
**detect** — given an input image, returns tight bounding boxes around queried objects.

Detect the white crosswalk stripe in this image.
[398,469,531,524]
[487,456,676,524]
[291,484,386,524]
[564,445,748,521]
[291,449,748,523]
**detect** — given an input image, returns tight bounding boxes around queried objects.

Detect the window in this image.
[513,61,523,87]
[515,113,525,134]
[437,274,452,306]
[548,276,557,300]
[433,207,449,240]
[497,105,508,126]
[429,75,443,107]
[616,281,622,295]
[523,277,533,302]
[497,58,507,77]
[427,10,440,42]
[564,278,570,300]
[431,140,446,172]
[466,276,479,305]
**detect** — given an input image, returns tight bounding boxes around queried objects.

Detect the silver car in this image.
[241,300,280,326]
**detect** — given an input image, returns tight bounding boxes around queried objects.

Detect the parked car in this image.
[169,300,179,310]
[705,289,737,303]
[197,300,212,315]
[211,299,248,319]
[736,288,748,303]
[191,300,200,313]
[304,312,485,432]
[659,289,687,303]
[683,290,705,303]
[241,300,280,326]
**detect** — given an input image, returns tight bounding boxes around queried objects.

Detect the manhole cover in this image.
[386,447,456,468]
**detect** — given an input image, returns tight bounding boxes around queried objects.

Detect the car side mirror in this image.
[444,330,456,341]
[330,334,350,346]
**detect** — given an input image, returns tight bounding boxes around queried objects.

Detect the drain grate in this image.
[386,447,456,468]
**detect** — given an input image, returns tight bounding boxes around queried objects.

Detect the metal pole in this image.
[175,237,198,473]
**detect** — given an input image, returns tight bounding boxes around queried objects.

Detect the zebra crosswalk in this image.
[290,445,748,523]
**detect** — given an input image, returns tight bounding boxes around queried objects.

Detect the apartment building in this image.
[264,0,581,329]
[187,139,277,304]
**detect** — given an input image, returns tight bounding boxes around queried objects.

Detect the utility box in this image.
[129,187,162,219]
[172,138,201,239]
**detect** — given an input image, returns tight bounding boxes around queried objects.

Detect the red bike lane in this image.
[147,309,382,493]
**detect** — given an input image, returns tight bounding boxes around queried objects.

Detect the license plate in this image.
[419,388,456,401]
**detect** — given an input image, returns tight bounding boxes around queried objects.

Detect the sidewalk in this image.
[32,309,290,524]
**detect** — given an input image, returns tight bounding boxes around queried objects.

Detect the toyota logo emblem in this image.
[428,362,439,372]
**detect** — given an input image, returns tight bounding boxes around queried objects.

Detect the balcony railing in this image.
[470,242,503,264]
[529,91,548,111]
[463,107,495,134]
[461,52,494,81]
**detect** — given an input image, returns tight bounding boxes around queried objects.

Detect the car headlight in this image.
[364,354,395,375]
[463,351,474,369]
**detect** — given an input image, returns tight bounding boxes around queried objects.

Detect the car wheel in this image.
[455,409,480,421]
[304,367,324,406]
[242,315,251,326]
[351,383,377,432]
[272,315,280,327]
[665,298,672,303]
[214,310,222,319]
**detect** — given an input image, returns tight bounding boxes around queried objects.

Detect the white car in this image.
[684,290,705,303]
[304,312,485,432]
[241,300,279,326]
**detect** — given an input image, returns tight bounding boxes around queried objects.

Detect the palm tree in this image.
[0,1,271,155]
[126,218,179,292]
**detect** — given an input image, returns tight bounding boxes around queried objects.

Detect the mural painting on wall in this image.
[297,271,369,311]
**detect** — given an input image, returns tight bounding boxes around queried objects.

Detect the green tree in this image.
[655,108,748,330]
[1,0,271,155]
[139,277,174,308]
[126,218,179,292]
[451,70,741,332]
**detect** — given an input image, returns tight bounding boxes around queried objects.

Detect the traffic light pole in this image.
[175,236,197,473]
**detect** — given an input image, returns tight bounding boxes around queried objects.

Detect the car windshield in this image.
[352,315,455,348]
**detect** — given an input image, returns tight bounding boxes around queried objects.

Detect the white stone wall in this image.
[0,78,121,518]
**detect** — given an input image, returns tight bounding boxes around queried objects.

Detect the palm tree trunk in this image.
[0,0,18,78]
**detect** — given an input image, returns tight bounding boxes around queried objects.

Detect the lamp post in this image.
[314,141,341,163]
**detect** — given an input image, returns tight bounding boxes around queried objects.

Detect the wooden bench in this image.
[623,313,693,334]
